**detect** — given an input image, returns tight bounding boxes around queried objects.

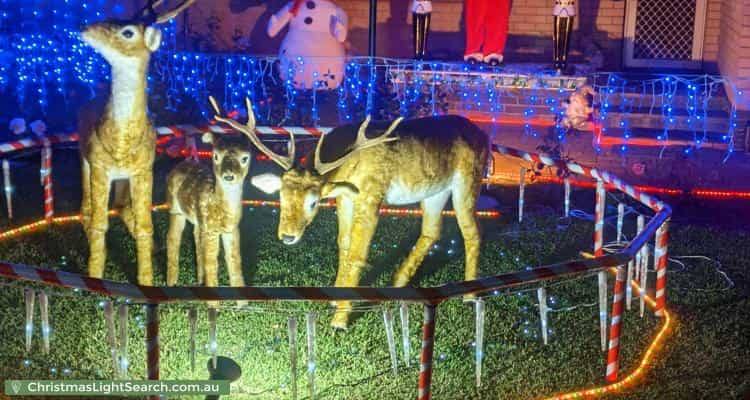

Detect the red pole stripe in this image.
[606,266,627,382]
[418,304,437,400]
[654,220,669,317]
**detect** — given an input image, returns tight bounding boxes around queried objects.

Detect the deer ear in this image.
[143,26,162,52]
[251,173,283,194]
[201,132,215,144]
[322,182,359,199]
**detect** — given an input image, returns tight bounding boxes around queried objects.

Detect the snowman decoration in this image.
[267,0,348,90]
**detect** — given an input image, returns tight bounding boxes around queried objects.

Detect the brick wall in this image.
[702,0,721,71]
[716,0,750,111]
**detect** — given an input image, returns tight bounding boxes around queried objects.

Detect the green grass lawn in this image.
[0,153,748,399]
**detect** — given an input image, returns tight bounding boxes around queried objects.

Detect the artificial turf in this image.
[0,151,748,399]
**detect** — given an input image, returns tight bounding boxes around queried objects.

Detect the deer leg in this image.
[129,174,154,286]
[86,168,110,279]
[166,212,186,286]
[393,190,450,287]
[80,158,92,235]
[194,225,204,285]
[114,180,135,238]
[452,176,482,301]
[332,198,381,330]
[222,228,247,307]
[331,195,354,307]
[201,229,221,309]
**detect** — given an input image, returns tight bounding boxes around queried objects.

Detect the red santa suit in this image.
[464,0,511,65]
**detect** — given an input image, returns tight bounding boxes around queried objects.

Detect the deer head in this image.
[209,96,403,245]
[80,0,196,63]
[201,132,253,185]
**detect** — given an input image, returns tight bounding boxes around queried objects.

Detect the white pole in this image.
[383,308,398,375]
[288,316,298,400]
[537,287,549,345]
[306,312,317,400]
[475,299,486,388]
[208,308,218,369]
[616,203,625,243]
[518,167,526,223]
[563,177,570,217]
[399,302,410,367]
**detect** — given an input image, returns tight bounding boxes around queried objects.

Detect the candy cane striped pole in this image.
[418,303,438,400]
[145,304,159,400]
[606,265,627,382]
[654,220,670,317]
[41,142,53,222]
[594,179,608,351]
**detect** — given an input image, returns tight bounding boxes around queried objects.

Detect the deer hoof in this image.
[462,293,477,303]
[330,313,350,330]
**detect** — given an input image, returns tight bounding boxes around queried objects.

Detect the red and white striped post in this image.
[654,220,670,317]
[41,142,53,222]
[418,303,438,400]
[594,179,608,351]
[145,304,160,400]
[605,265,627,382]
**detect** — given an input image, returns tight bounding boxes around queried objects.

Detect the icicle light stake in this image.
[39,291,50,355]
[518,166,526,223]
[537,287,549,345]
[3,159,12,219]
[118,304,129,376]
[594,179,607,352]
[399,302,410,367]
[474,298,486,388]
[626,259,634,311]
[635,215,644,282]
[306,312,317,400]
[208,308,218,369]
[188,308,197,372]
[24,289,35,353]
[383,308,398,375]
[288,316,299,400]
[103,301,119,374]
[616,203,624,243]
[638,216,649,318]
[563,177,570,217]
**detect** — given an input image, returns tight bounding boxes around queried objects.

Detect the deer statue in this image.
[165,128,252,307]
[211,97,490,329]
[78,0,196,285]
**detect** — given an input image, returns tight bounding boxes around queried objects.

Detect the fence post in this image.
[654,219,670,316]
[145,303,160,400]
[606,265,627,382]
[418,303,438,400]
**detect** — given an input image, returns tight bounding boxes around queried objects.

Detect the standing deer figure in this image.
[78,0,196,285]
[166,130,252,307]
[212,98,490,329]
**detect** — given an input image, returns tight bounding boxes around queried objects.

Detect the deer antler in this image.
[138,0,196,24]
[314,116,404,176]
[208,96,296,171]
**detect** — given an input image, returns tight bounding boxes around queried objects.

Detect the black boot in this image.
[413,12,431,60]
[553,15,574,74]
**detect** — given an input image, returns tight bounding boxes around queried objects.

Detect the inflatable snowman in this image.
[267,0,348,90]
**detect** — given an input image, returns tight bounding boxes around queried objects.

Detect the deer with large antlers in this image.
[212,98,490,329]
[78,0,196,285]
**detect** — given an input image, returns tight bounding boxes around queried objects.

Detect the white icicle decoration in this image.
[383,308,398,375]
[24,289,35,353]
[288,316,299,400]
[616,203,625,243]
[188,308,197,372]
[118,304,129,376]
[102,301,119,375]
[3,159,12,219]
[640,226,650,318]
[626,259,634,310]
[598,271,607,351]
[399,302,410,367]
[563,177,570,217]
[518,166,526,223]
[537,287,549,345]
[306,312,316,400]
[474,298,486,388]
[39,291,50,354]
[208,308,218,369]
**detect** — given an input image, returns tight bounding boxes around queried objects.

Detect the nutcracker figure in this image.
[553,0,575,72]
[464,0,511,66]
[411,0,432,59]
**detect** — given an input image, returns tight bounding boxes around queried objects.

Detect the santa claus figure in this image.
[267,0,348,90]
[464,0,511,66]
